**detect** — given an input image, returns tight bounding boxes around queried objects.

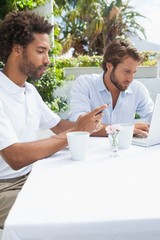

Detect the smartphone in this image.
[95,110,103,116]
[95,103,109,116]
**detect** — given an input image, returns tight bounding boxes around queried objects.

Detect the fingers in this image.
[134,123,150,137]
[135,123,150,132]
[93,121,103,132]
[90,104,108,117]
[133,131,148,138]
[91,105,108,132]
[74,105,108,134]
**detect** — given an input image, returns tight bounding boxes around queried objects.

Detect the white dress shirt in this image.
[0,71,61,179]
[69,72,154,124]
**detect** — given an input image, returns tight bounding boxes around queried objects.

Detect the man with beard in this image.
[0,10,107,228]
[69,39,154,137]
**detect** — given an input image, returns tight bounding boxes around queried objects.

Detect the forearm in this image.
[1,105,107,170]
[1,132,68,170]
[51,119,75,134]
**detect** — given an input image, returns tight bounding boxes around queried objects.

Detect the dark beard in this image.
[110,69,128,91]
[19,51,47,80]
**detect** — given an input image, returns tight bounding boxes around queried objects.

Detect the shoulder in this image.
[25,82,41,95]
[25,82,44,104]
[129,80,153,105]
[26,81,38,90]
[131,80,149,93]
[75,72,103,86]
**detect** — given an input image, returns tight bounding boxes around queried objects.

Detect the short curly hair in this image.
[0,10,53,63]
[102,39,143,72]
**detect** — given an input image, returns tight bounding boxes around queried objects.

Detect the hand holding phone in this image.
[95,110,103,116]
[95,103,109,116]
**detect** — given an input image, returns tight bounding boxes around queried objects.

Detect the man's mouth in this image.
[123,81,130,87]
[39,67,47,74]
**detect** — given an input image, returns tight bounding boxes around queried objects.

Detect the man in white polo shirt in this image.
[0,11,106,228]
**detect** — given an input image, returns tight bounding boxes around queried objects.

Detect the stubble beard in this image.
[110,69,128,91]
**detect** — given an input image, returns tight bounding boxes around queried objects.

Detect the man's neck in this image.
[3,65,26,87]
[103,72,120,108]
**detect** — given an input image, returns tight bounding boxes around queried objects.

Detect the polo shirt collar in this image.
[0,71,31,94]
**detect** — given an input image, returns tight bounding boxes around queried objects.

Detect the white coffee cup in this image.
[66,131,90,161]
[118,123,134,149]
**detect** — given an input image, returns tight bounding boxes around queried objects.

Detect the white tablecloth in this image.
[2,137,160,240]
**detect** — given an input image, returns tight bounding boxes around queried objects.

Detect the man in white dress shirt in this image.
[0,10,107,228]
[69,40,154,137]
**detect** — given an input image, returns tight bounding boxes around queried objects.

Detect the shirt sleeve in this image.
[31,86,61,130]
[69,75,92,121]
[39,100,61,130]
[134,81,154,123]
[0,102,19,150]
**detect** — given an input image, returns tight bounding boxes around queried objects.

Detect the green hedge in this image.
[28,65,69,113]
[56,53,158,69]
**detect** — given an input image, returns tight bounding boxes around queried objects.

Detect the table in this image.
[2,137,160,240]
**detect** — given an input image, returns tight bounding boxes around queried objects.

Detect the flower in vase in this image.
[106,124,121,135]
[105,124,121,149]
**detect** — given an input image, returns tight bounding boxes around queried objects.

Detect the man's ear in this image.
[12,44,23,56]
[106,62,113,71]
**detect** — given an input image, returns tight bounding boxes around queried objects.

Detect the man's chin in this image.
[117,86,128,91]
[34,72,45,80]
[121,84,129,91]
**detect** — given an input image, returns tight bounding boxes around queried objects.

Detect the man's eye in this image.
[37,50,43,54]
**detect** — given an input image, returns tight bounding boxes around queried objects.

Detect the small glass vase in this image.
[108,133,119,158]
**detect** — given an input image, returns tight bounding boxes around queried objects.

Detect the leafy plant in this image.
[56,52,158,69]
[0,0,47,20]
[135,112,141,119]
[28,65,69,113]
[55,0,147,56]
[0,61,4,68]
[15,0,46,10]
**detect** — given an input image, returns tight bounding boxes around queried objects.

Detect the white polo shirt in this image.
[0,71,61,179]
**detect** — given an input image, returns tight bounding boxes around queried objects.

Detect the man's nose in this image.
[128,73,134,82]
[44,53,50,65]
